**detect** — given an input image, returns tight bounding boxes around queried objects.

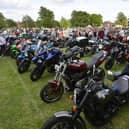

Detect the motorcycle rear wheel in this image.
[104,58,114,70]
[40,83,64,103]
[41,115,86,129]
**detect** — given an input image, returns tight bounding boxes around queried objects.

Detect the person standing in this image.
[0,35,6,56]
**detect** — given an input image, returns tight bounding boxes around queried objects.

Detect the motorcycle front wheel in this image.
[41,115,86,129]
[18,60,30,73]
[30,64,45,81]
[40,82,64,103]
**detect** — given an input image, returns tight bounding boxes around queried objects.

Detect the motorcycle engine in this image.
[71,72,86,82]
[94,88,114,105]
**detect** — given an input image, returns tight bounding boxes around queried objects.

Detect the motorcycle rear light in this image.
[69,95,73,101]
[72,105,77,112]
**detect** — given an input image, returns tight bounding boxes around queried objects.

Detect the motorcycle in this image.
[105,42,129,70]
[30,47,62,81]
[41,69,129,129]
[17,43,36,73]
[66,36,89,57]
[40,47,108,103]
[16,43,36,66]
[10,44,21,58]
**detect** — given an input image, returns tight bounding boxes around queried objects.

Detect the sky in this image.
[0,0,129,22]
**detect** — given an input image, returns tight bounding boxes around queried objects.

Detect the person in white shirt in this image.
[0,35,6,56]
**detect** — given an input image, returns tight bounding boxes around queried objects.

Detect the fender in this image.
[54,111,72,118]
[48,80,63,88]
[54,110,86,128]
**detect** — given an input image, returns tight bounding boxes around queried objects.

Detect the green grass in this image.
[0,56,129,129]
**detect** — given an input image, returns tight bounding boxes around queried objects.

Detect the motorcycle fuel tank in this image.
[67,60,87,71]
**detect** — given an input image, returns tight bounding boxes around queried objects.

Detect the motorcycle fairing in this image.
[18,54,25,59]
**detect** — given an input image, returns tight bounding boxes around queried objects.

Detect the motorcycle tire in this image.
[41,116,86,129]
[18,60,30,73]
[104,58,115,70]
[16,58,22,66]
[41,115,86,129]
[40,83,64,103]
[30,65,45,81]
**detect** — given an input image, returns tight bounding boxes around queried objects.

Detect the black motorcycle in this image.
[105,42,129,70]
[41,68,129,129]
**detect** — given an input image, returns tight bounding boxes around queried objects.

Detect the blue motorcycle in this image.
[17,43,37,73]
[30,47,62,81]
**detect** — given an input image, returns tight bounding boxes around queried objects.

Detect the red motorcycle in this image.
[40,46,108,103]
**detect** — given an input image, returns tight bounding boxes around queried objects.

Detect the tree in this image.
[0,12,6,29]
[36,20,42,28]
[115,12,127,26]
[71,10,90,27]
[6,19,16,27]
[59,17,70,28]
[38,6,54,27]
[53,20,60,27]
[90,14,103,26]
[22,15,35,28]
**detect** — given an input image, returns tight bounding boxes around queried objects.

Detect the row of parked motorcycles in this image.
[7,34,129,129]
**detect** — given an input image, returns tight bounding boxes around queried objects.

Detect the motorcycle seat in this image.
[86,50,105,68]
[64,51,73,60]
[111,75,129,94]
[70,46,80,53]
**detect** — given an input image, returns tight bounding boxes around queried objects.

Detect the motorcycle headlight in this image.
[55,64,60,72]
[99,44,103,49]
[38,59,42,63]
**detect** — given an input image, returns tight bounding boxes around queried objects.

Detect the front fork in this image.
[72,90,88,121]
[54,63,67,86]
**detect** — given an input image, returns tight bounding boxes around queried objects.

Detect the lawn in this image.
[0,56,129,129]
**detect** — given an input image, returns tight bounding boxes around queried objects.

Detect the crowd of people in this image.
[0,25,129,57]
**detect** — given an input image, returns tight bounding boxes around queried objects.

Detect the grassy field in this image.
[0,56,129,129]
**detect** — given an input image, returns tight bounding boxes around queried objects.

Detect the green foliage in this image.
[90,14,103,26]
[59,17,70,28]
[53,20,60,27]
[115,12,128,26]
[6,19,17,27]
[0,12,6,29]
[22,15,35,28]
[38,6,54,27]
[71,10,90,27]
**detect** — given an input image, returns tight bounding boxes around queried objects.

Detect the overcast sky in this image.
[0,0,129,22]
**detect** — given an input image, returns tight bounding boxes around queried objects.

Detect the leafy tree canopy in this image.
[115,12,127,26]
